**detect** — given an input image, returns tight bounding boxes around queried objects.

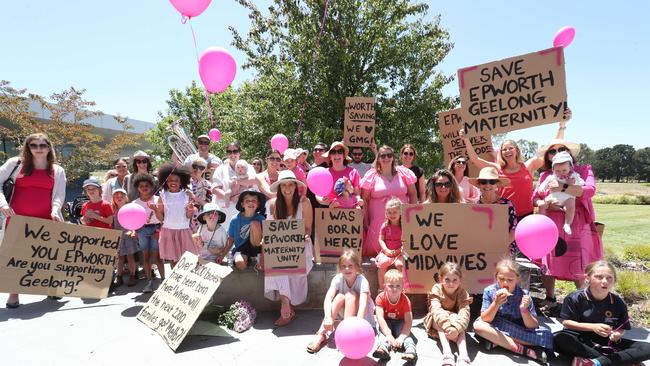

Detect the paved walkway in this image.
[2,284,649,366]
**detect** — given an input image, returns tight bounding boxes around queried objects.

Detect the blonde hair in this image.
[439,262,463,280]
[384,197,402,226]
[111,190,130,212]
[496,139,524,168]
[585,260,617,282]
[338,250,361,273]
[494,257,520,277]
[384,269,403,284]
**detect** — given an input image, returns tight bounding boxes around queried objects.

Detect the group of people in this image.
[1,112,648,365]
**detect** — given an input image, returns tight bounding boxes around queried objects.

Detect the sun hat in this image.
[468,167,511,187]
[133,150,150,159]
[552,151,574,168]
[538,138,581,157]
[313,143,327,150]
[197,202,226,224]
[269,170,307,192]
[235,190,267,213]
[296,148,308,157]
[82,178,102,189]
[321,141,352,162]
[112,188,128,196]
[283,148,299,161]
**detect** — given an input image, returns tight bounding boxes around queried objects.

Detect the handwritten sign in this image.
[314,208,363,263]
[343,96,376,147]
[262,219,306,276]
[458,47,567,137]
[438,108,495,177]
[401,204,509,294]
[137,252,232,351]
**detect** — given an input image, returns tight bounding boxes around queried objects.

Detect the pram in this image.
[65,195,89,224]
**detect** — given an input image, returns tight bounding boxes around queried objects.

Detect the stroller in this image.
[65,195,89,224]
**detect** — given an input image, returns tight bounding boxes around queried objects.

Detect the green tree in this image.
[575,143,595,167]
[225,0,456,171]
[609,144,636,182]
[593,147,613,182]
[633,147,650,182]
[515,139,538,160]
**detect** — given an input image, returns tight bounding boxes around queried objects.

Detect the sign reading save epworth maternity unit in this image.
[0,215,121,298]
[458,47,567,137]
[401,204,509,294]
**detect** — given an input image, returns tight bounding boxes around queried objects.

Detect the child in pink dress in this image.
[375,198,405,288]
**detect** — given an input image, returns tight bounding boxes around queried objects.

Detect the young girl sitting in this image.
[554,260,650,366]
[424,262,472,366]
[193,203,228,263]
[151,164,199,268]
[111,188,140,287]
[306,249,375,354]
[375,197,405,288]
[535,151,584,234]
[132,173,164,293]
[473,258,552,363]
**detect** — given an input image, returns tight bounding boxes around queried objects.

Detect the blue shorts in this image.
[137,224,160,252]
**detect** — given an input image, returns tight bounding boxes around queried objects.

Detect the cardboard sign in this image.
[137,252,232,351]
[0,215,121,298]
[438,108,495,177]
[343,96,376,147]
[458,47,567,137]
[262,219,307,276]
[401,203,509,294]
[314,208,363,263]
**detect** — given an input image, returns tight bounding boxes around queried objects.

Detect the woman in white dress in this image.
[264,170,314,327]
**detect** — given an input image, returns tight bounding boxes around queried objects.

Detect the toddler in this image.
[375,198,405,288]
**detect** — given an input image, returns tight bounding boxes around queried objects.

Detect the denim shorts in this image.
[137,224,160,252]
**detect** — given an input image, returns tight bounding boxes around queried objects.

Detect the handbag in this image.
[2,160,21,204]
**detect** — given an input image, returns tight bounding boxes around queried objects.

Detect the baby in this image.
[537,151,584,234]
[330,177,358,209]
[223,159,254,207]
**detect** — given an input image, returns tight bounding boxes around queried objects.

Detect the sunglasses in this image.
[379,153,394,159]
[267,156,281,162]
[455,160,467,165]
[192,164,206,171]
[29,143,49,150]
[329,148,345,155]
[547,147,569,155]
[226,149,240,154]
[313,148,325,152]
[402,151,415,156]
[478,179,499,185]
[134,159,149,164]
[434,182,452,188]
[198,140,210,145]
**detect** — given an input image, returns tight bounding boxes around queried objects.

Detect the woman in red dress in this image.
[0,133,67,308]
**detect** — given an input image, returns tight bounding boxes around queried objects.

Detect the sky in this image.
[1,1,648,149]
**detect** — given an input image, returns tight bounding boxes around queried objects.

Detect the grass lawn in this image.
[596,182,650,196]
[595,203,650,258]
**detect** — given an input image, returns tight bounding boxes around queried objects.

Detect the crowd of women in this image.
[1,112,648,365]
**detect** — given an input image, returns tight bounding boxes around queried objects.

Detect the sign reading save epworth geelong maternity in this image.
[458,47,567,137]
[401,204,509,294]
[0,215,121,298]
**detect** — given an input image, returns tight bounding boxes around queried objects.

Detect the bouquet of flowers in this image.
[217,299,257,333]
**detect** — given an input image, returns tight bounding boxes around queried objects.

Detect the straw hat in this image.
[197,203,226,224]
[133,150,150,159]
[269,170,306,192]
[468,167,511,187]
[321,141,352,162]
[538,138,581,157]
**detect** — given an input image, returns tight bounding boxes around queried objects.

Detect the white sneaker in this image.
[142,280,153,293]
[563,223,572,235]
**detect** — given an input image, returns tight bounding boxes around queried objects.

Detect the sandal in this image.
[274,312,296,327]
[113,276,124,287]
[6,301,20,309]
[306,332,328,354]
[401,348,418,363]
[523,346,548,364]
[372,346,391,360]
[456,356,472,366]
[441,354,455,366]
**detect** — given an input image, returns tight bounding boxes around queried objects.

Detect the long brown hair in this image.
[21,133,56,176]
[273,181,301,219]
[425,169,462,203]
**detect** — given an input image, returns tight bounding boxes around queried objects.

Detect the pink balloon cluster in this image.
[117,203,147,231]
[334,317,375,359]
[514,214,559,259]
[169,0,212,18]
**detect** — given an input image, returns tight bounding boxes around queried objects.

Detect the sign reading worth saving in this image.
[262,219,307,276]
[314,208,363,263]
[137,252,232,351]
[458,47,567,137]
[0,215,121,298]
[343,96,376,147]
[438,108,495,178]
[401,203,509,294]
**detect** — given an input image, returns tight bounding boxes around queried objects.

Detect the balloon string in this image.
[205,91,216,129]
[188,18,200,63]
[187,17,216,130]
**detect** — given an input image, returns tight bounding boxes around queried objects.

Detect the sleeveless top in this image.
[160,190,191,229]
[498,163,533,217]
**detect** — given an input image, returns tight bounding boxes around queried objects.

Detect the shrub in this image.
[623,244,650,265]
[592,195,650,205]
[616,271,650,303]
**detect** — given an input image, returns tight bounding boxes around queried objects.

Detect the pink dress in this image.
[532,165,602,281]
[457,176,480,203]
[375,223,402,269]
[361,167,416,256]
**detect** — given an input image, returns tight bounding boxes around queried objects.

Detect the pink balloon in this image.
[307,167,333,197]
[270,133,289,154]
[199,47,237,93]
[117,203,147,231]
[208,128,221,142]
[169,0,211,18]
[553,26,576,48]
[514,214,559,259]
[334,317,375,360]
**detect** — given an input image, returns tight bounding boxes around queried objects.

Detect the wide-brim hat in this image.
[269,170,307,193]
[283,148,299,161]
[321,141,352,162]
[468,167,511,187]
[538,138,581,157]
[235,190,267,213]
[197,203,226,224]
[133,150,150,159]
